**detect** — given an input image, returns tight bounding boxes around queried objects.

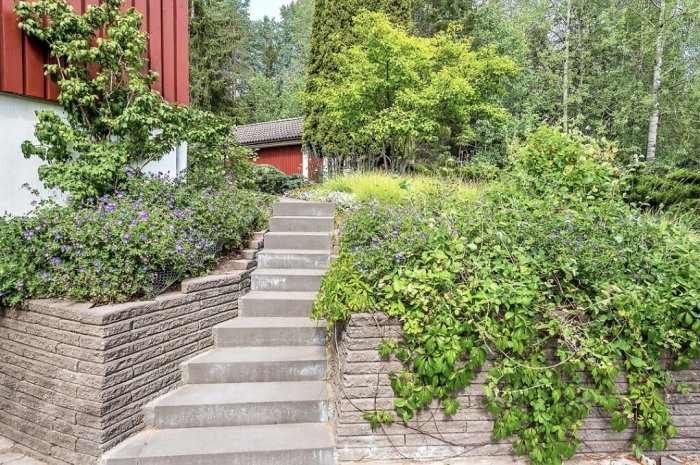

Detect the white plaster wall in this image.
[0,92,182,217]
[0,93,62,216]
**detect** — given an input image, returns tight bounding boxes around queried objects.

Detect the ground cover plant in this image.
[0,175,271,306]
[313,127,700,465]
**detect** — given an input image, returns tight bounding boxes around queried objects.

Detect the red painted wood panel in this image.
[174,0,187,104]
[148,0,163,93]
[0,0,188,104]
[160,0,175,102]
[23,34,45,97]
[254,145,304,176]
[1,0,24,94]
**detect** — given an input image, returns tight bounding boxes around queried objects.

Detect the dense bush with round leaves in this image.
[313,127,700,465]
[0,175,272,306]
[254,164,309,194]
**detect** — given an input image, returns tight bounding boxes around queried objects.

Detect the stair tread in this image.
[216,317,324,329]
[252,268,326,276]
[272,216,334,220]
[258,249,331,255]
[153,381,330,407]
[265,231,331,236]
[241,290,318,300]
[103,423,333,459]
[186,346,326,364]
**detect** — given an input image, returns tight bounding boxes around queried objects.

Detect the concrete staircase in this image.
[101,199,336,465]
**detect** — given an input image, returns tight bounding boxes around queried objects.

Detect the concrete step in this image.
[182,346,327,384]
[145,381,330,428]
[273,201,335,218]
[269,216,334,233]
[239,249,259,260]
[214,317,326,347]
[247,238,264,249]
[240,291,317,317]
[251,269,324,292]
[101,423,334,465]
[263,232,332,250]
[257,249,330,270]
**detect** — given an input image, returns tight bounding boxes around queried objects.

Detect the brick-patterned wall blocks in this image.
[333,313,700,464]
[0,266,255,465]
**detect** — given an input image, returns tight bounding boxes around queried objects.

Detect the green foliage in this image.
[626,164,700,227]
[195,0,314,123]
[185,113,257,190]
[15,0,196,199]
[254,165,309,194]
[313,127,700,464]
[189,0,251,120]
[0,176,272,306]
[297,171,483,205]
[305,0,418,149]
[363,410,395,429]
[305,12,519,172]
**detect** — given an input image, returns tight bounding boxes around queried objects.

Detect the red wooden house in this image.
[235,117,322,179]
[0,0,189,103]
[0,0,189,215]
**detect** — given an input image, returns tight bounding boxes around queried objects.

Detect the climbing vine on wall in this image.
[313,127,700,465]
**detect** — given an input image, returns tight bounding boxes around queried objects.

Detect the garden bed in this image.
[0,239,262,465]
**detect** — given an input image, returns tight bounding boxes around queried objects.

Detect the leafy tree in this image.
[308,12,519,171]
[236,0,314,122]
[381,0,412,28]
[305,0,416,149]
[15,0,193,199]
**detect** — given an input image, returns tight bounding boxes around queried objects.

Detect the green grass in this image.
[307,171,485,204]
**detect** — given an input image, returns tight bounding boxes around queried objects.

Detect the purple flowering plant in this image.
[0,174,271,305]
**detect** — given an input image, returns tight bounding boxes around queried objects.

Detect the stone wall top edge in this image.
[9,265,253,325]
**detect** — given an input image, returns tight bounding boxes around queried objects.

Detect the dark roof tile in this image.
[234,117,304,145]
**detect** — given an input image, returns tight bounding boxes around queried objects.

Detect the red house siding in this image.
[255,144,304,176]
[0,0,188,104]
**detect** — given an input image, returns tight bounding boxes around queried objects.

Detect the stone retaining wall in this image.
[0,258,258,465]
[333,313,700,464]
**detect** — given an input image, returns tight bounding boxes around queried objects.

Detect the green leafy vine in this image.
[313,127,700,465]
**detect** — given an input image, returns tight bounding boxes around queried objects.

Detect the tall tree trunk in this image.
[646,0,666,162]
[562,0,572,133]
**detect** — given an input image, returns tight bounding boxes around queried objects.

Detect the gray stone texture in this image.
[332,313,700,464]
[0,256,259,465]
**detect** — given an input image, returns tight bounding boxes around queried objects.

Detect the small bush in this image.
[0,175,272,306]
[254,164,309,194]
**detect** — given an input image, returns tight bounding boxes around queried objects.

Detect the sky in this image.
[249,0,291,20]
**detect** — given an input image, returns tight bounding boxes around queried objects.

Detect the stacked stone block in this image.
[333,313,700,464]
[0,264,256,465]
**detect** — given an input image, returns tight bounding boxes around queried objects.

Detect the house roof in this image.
[234,117,304,146]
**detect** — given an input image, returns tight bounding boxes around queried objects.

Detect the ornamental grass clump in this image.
[314,126,700,465]
[0,175,271,306]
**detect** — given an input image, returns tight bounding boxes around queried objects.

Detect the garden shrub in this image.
[254,164,309,194]
[314,127,700,465]
[0,175,272,306]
